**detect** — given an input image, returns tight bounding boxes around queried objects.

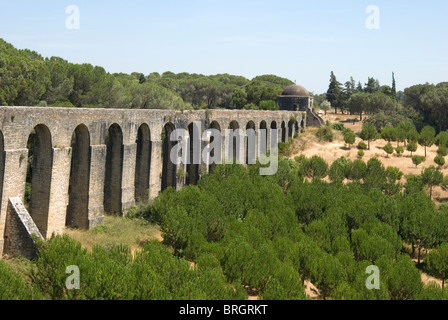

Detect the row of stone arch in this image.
[0,117,302,239]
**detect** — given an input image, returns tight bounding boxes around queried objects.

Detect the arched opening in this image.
[288,120,295,140]
[186,122,201,186]
[301,119,306,131]
[295,121,300,137]
[135,124,152,202]
[270,121,278,149]
[228,121,240,164]
[208,121,221,174]
[26,124,53,238]
[246,121,256,165]
[161,123,177,191]
[281,121,287,143]
[259,121,268,157]
[66,124,91,229]
[104,124,124,216]
[0,131,4,214]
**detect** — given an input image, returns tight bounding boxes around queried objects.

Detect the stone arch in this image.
[186,122,200,186]
[288,119,295,139]
[208,121,221,174]
[134,123,152,202]
[26,124,53,238]
[281,121,287,143]
[66,124,91,229]
[0,131,4,215]
[259,121,268,156]
[104,123,124,216]
[161,122,177,191]
[228,120,240,163]
[246,121,256,165]
[270,121,278,149]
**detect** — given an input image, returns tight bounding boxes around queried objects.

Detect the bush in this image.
[395,146,404,157]
[332,123,345,131]
[358,150,365,158]
[358,142,368,150]
[383,143,394,158]
[435,155,446,168]
[412,155,426,168]
[344,131,356,149]
[316,126,334,143]
[407,142,418,156]
[437,145,448,157]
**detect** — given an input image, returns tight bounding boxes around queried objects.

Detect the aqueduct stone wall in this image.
[0,106,306,257]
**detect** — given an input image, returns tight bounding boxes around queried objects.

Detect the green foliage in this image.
[300,156,329,180]
[329,157,351,183]
[358,141,368,150]
[435,155,446,168]
[0,260,39,300]
[421,166,444,199]
[348,159,367,182]
[360,123,377,150]
[358,150,365,158]
[395,146,404,157]
[383,143,394,158]
[316,126,334,143]
[419,126,436,157]
[437,145,448,157]
[425,244,448,288]
[344,130,356,149]
[377,255,423,300]
[407,142,418,156]
[435,131,448,147]
[30,235,246,300]
[381,127,398,143]
[332,123,345,131]
[412,155,426,168]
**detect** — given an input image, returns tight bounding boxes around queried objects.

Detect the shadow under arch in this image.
[135,123,152,202]
[67,124,91,229]
[26,124,53,238]
[104,123,124,216]
[161,122,177,192]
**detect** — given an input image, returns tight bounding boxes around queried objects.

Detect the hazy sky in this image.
[0,0,446,93]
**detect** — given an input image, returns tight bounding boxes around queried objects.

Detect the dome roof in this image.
[281,84,310,97]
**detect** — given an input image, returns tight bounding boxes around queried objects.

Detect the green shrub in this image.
[358,141,368,150]
[435,155,446,168]
[395,146,404,157]
[316,126,334,143]
[383,143,394,158]
[412,155,426,168]
[332,123,345,131]
[437,145,448,157]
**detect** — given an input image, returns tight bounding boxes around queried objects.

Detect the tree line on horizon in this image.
[0,38,292,111]
[317,71,448,133]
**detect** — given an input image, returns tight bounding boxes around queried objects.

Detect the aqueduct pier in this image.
[0,106,313,258]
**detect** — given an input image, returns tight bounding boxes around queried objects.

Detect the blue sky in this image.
[0,0,447,93]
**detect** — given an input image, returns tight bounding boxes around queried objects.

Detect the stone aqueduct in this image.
[0,106,309,258]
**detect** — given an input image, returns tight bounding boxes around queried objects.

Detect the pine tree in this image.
[327,71,344,114]
[392,72,397,101]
